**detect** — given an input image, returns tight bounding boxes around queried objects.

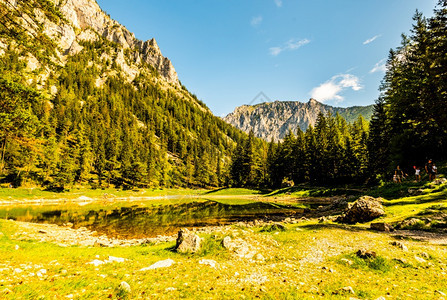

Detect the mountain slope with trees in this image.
[0,0,245,188]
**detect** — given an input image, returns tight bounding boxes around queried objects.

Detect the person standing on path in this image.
[425,159,435,181]
[414,166,421,182]
[394,166,404,183]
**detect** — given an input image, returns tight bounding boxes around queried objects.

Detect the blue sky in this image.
[96,0,437,116]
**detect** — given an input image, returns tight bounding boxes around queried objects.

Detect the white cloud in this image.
[250,15,263,27]
[363,34,381,45]
[370,58,387,73]
[310,74,363,103]
[269,47,282,56]
[274,0,283,7]
[269,38,310,56]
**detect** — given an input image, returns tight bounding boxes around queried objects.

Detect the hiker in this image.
[425,159,435,181]
[432,163,438,180]
[394,166,404,183]
[414,166,421,182]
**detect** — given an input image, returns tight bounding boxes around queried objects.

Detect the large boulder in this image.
[175,228,202,253]
[338,196,385,224]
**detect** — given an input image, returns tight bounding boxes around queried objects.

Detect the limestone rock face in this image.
[223,99,374,141]
[28,0,179,85]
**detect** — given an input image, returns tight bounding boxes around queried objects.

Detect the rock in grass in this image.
[356,249,376,259]
[199,259,217,268]
[175,228,202,253]
[370,222,394,232]
[139,259,175,271]
[390,241,408,251]
[414,255,427,263]
[222,236,256,259]
[119,281,131,293]
[338,196,385,224]
[333,286,355,295]
[341,258,353,265]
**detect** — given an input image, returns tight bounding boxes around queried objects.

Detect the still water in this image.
[0,199,302,238]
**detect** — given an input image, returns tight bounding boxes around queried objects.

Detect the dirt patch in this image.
[391,230,447,245]
[11,220,176,247]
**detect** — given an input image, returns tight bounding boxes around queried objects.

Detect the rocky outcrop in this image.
[10,0,179,85]
[337,196,385,224]
[223,99,374,141]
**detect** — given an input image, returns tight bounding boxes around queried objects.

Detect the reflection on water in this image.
[0,200,302,238]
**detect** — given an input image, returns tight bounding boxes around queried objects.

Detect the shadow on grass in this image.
[203,188,271,195]
[267,186,364,197]
[382,191,447,207]
[299,223,368,233]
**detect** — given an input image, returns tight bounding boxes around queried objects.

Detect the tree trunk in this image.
[0,137,7,175]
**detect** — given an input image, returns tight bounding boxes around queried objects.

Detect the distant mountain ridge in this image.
[224,99,374,141]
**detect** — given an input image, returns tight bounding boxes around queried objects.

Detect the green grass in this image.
[1,215,447,299]
[0,187,205,202]
[203,188,269,196]
[0,183,446,298]
[265,185,363,198]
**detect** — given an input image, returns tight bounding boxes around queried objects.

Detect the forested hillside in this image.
[1,0,445,190]
[0,0,245,189]
[229,113,369,187]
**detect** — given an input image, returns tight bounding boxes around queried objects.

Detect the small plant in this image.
[260,223,286,232]
[343,253,393,273]
[196,235,227,257]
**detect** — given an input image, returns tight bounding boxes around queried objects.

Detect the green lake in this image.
[0,199,303,238]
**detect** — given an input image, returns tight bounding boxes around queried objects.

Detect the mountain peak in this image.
[224,100,374,141]
[308,98,320,105]
[40,0,179,85]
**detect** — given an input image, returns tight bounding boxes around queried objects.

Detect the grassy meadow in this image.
[0,181,446,299]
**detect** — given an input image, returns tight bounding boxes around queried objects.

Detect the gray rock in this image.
[340,286,355,295]
[139,259,175,271]
[399,218,424,229]
[119,281,131,293]
[175,228,202,253]
[222,236,256,259]
[370,222,394,232]
[414,256,427,263]
[433,178,447,185]
[338,196,385,224]
[390,241,408,251]
[356,249,376,259]
[408,188,424,195]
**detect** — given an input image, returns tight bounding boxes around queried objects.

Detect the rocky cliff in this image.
[224,99,374,141]
[0,0,179,86]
